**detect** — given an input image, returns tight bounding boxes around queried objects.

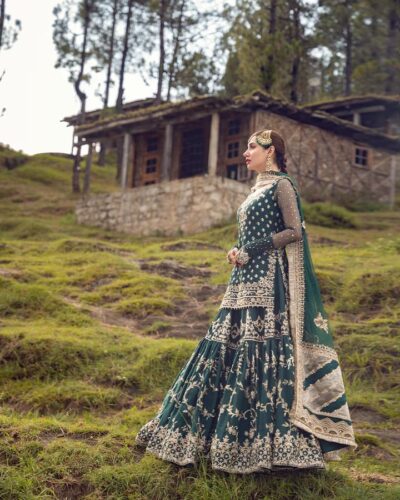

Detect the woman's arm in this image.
[235,178,302,265]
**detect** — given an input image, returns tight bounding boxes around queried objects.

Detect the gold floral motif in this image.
[314,312,329,333]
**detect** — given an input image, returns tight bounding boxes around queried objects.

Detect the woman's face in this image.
[243,135,274,173]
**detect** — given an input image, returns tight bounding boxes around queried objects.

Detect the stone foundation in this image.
[76,175,250,236]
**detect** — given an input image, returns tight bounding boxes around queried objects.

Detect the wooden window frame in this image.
[354,146,370,168]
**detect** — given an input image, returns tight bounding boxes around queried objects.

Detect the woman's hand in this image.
[227,247,239,265]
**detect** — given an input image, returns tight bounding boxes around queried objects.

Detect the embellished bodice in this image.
[220,179,288,309]
[237,179,284,248]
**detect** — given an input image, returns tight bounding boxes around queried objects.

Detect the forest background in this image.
[0,0,400,498]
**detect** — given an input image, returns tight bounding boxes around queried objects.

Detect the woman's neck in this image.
[253,163,280,174]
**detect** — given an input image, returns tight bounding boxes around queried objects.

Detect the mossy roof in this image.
[302,94,400,112]
[62,97,159,126]
[71,90,400,153]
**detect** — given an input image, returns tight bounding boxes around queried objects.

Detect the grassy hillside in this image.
[0,151,399,499]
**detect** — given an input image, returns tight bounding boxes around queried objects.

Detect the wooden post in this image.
[208,112,220,176]
[161,123,173,181]
[127,135,136,188]
[121,133,131,189]
[83,142,93,194]
[389,155,398,208]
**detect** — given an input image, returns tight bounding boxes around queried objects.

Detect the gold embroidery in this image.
[136,418,326,472]
[220,252,285,309]
[205,310,291,345]
[314,312,329,333]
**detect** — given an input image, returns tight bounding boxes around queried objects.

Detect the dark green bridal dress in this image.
[135,171,357,474]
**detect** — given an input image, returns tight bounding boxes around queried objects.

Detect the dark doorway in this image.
[180,127,207,178]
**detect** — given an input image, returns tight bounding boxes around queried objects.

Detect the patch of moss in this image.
[0,278,62,318]
[0,332,99,379]
[2,379,129,415]
[143,320,172,336]
[81,273,184,318]
[303,202,357,228]
[337,266,400,314]
[131,339,196,393]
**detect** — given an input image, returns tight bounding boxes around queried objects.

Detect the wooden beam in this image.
[161,123,173,181]
[83,142,93,194]
[208,112,220,176]
[127,136,136,188]
[389,155,398,208]
[121,133,131,189]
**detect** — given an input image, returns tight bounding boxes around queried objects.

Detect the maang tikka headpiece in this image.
[255,129,273,148]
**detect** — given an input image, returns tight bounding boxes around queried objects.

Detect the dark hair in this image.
[250,129,288,173]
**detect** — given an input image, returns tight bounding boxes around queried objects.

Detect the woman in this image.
[135,129,357,474]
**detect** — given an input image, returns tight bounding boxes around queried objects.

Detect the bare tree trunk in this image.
[116,0,134,181]
[344,0,352,96]
[385,0,400,93]
[116,0,133,113]
[289,0,301,103]
[155,0,167,104]
[0,0,5,49]
[72,0,91,193]
[99,0,119,166]
[166,0,185,101]
[262,0,277,92]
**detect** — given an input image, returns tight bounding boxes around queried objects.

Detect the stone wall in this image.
[76,175,250,236]
[255,110,398,205]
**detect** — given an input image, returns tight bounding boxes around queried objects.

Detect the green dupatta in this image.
[274,172,357,459]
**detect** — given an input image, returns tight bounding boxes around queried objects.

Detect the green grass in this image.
[0,150,399,498]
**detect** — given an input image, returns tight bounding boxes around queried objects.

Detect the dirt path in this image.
[63,257,226,340]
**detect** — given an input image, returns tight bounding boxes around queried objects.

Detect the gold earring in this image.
[265,154,272,171]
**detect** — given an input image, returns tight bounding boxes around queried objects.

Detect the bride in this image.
[135,128,357,474]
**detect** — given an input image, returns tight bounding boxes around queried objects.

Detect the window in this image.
[228,118,241,135]
[227,141,239,158]
[146,136,158,152]
[227,164,249,181]
[145,158,157,173]
[354,147,369,167]
[144,180,156,185]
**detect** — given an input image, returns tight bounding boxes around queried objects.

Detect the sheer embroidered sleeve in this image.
[235,178,302,265]
[271,178,302,248]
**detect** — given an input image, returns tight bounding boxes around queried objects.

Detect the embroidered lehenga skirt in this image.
[135,249,326,473]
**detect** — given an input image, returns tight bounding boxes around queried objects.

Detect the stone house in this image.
[64,91,400,236]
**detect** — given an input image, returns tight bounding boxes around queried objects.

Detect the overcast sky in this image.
[0,0,156,155]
